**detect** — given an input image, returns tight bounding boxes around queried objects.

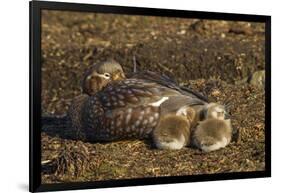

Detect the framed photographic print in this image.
[30,0,271,192]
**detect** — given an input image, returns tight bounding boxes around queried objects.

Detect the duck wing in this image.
[130,71,208,103]
[96,77,202,110]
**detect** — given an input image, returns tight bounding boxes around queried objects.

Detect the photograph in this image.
[39,7,267,185]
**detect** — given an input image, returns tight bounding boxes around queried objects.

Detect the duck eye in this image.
[104,73,111,79]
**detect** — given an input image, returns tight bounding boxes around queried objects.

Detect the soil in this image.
[40,10,266,183]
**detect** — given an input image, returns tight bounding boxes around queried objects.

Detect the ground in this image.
[40,10,265,183]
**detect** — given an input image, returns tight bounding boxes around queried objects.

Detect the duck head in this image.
[82,59,126,95]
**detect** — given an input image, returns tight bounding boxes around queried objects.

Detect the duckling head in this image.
[82,59,126,95]
[204,103,227,120]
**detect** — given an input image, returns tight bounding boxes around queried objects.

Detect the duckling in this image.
[153,106,196,150]
[192,103,232,152]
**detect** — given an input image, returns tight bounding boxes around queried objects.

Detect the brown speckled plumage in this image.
[67,94,89,138]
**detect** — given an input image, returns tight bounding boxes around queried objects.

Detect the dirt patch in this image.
[40,10,265,183]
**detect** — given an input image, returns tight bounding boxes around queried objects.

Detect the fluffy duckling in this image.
[153,106,196,150]
[192,103,232,152]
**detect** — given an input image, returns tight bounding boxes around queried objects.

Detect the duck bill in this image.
[112,70,126,80]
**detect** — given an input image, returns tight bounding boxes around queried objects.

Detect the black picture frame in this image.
[29,0,271,192]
